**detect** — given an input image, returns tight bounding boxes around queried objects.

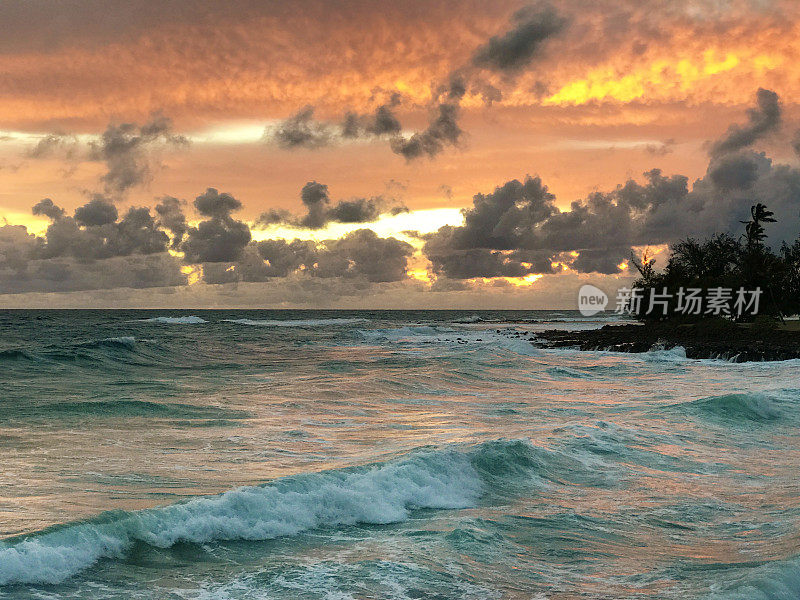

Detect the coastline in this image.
[533,321,800,362]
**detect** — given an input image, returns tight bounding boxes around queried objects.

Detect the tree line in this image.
[630,203,800,321]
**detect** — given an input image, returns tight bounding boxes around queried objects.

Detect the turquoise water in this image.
[1,310,800,599]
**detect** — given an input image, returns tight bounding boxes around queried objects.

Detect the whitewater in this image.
[0,309,799,599]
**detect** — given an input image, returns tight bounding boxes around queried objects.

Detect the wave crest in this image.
[669,393,784,422]
[0,440,521,585]
[138,316,207,324]
[0,336,140,365]
[223,318,369,327]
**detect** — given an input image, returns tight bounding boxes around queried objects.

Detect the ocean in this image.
[1,309,799,599]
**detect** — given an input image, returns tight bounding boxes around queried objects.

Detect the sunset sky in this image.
[1,0,800,308]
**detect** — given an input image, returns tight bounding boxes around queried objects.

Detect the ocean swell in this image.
[0,336,140,365]
[17,400,251,421]
[667,393,784,423]
[223,318,369,327]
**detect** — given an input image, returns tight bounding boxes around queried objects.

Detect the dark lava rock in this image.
[532,321,800,362]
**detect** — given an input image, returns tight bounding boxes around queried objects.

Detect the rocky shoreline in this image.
[533,322,800,362]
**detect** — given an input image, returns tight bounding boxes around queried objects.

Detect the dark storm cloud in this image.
[89,115,188,196]
[256,181,406,230]
[34,198,169,261]
[368,104,403,136]
[270,106,335,149]
[570,248,630,275]
[74,197,118,227]
[7,85,798,296]
[792,130,800,157]
[200,261,240,285]
[299,181,330,228]
[181,188,252,263]
[422,91,800,278]
[182,215,251,262]
[472,3,568,72]
[254,208,293,228]
[390,101,463,160]
[0,244,185,294]
[193,187,243,219]
[450,176,556,250]
[422,238,556,280]
[252,239,318,278]
[3,179,417,294]
[32,198,65,221]
[209,229,414,285]
[154,196,188,248]
[419,89,800,278]
[270,100,403,149]
[326,198,381,223]
[389,4,567,160]
[314,229,413,282]
[0,224,36,276]
[0,194,184,294]
[425,152,800,278]
[422,175,565,278]
[113,206,172,256]
[708,153,760,191]
[342,96,403,139]
[262,3,567,160]
[710,88,781,157]
[23,117,189,200]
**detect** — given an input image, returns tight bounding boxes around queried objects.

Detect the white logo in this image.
[578,284,608,316]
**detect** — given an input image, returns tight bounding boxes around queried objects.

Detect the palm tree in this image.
[741,202,776,249]
[740,203,783,321]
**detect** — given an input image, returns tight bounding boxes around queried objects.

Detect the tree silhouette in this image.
[741,202,776,249]
[630,203,797,321]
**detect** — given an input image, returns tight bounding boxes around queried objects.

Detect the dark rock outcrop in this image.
[533,321,800,362]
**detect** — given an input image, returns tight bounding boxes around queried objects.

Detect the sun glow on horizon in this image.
[249,207,464,244]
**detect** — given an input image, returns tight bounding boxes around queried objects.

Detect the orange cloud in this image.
[0,1,798,132]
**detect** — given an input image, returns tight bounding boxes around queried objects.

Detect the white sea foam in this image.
[643,345,688,362]
[188,558,501,600]
[101,336,136,346]
[138,316,207,324]
[452,314,483,324]
[0,446,482,586]
[223,318,369,327]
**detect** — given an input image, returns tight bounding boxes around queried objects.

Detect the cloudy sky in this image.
[1,0,800,308]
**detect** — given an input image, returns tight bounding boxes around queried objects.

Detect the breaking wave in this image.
[452,314,483,323]
[0,439,546,586]
[138,316,207,324]
[643,345,688,362]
